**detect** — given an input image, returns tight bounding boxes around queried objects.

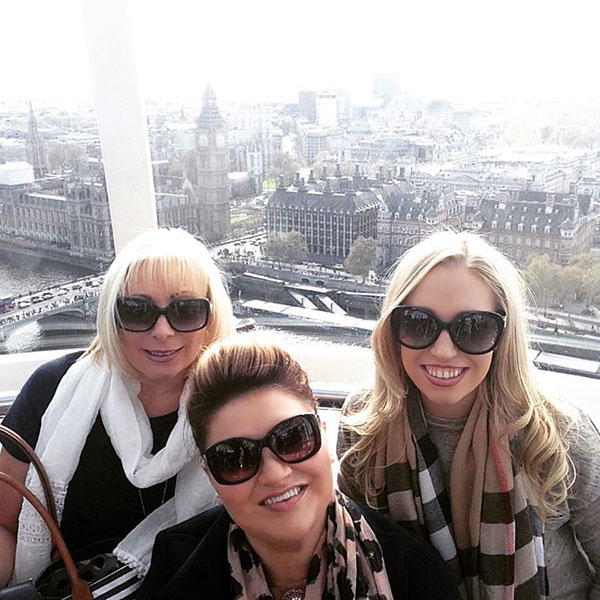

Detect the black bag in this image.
[0,425,143,599]
[0,580,39,600]
[35,539,141,600]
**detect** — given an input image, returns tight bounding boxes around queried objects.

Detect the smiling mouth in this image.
[423,366,466,379]
[144,348,181,357]
[261,486,304,506]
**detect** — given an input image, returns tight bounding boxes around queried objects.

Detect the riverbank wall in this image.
[0,238,104,271]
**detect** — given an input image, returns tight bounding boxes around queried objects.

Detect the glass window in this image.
[0,2,598,415]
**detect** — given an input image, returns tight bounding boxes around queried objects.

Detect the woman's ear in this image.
[319,420,336,465]
[203,465,223,503]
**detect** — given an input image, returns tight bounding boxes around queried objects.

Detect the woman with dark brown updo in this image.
[138,335,459,600]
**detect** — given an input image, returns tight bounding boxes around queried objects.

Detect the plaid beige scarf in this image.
[227,492,394,599]
[343,388,547,600]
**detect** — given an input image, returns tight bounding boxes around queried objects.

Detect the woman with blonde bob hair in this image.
[139,334,459,599]
[0,228,235,594]
[338,230,600,599]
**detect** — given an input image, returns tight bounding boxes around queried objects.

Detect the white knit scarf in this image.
[12,354,216,584]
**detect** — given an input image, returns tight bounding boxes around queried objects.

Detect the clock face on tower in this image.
[198,133,208,147]
[216,133,226,147]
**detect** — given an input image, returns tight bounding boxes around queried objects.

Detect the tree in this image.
[263,235,285,265]
[344,236,377,282]
[264,231,307,265]
[47,143,86,173]
[523,254,560,312]
[267,152,305,183]
[525,252,600,310]
[560,265,585,304]
[570,253,600,272]
[586,263,600,306]
[167,157,183,177]
[311,154,353,177]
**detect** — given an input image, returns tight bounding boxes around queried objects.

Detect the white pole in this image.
[79,0,157,252]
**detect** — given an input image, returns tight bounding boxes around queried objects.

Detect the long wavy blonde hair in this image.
[341,230,573,517]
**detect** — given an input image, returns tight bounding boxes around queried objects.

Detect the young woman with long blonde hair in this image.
[338,230,600,600]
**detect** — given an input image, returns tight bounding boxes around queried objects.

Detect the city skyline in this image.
[3,0,600,108]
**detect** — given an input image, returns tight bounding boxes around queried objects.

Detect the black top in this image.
[138,502,460,600]
[2,352,178,552]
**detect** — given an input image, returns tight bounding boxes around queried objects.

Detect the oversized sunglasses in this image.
[390,305,506,355]
[204,413,321,485]
[115,297,211,332]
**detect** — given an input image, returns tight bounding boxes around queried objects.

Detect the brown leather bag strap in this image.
[0,425,58,524]
[0,473,92,600]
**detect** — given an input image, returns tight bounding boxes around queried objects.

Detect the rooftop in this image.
[0,161,34,186]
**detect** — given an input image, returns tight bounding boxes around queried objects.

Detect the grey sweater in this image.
[426,409,600,600]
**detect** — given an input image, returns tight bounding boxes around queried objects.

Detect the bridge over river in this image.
[0,276,103,342]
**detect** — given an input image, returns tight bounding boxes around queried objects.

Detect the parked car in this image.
[582,307,596,316]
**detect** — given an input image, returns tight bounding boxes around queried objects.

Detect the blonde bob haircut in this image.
[188,333,317,451]
[342,230,573,517]
[85,227,235,377]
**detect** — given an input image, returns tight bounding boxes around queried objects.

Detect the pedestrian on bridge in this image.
[0,228,235,595]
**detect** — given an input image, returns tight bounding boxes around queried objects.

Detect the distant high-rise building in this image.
[373,74,399,104]
[315,92,338,128]
[334,89,352,122]
[26,102,49,179]
[194,85,230,241]
[426,99,453,123]
[298,90,317,122]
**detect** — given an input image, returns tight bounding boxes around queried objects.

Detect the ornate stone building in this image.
[63,176,113,258]
[193,85,230,242]
[471,189,593,265]
[0,88,233,265]
[266,170,380,263]
[377,182,466,267]
[0,168,114,265]
[26,103,48,179]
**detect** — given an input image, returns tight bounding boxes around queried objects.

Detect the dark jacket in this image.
[2,352,178,552]
[138,502,459,599]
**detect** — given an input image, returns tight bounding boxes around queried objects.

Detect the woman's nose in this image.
[150,314,175,337]
[256,448,293,486]
[429,329,459,358]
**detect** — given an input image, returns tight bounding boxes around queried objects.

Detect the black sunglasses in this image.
[390,305,506,355]
[204,414,321,486]
[116,297,211,333]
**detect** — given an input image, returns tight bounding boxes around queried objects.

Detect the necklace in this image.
[269,579,306,600]
[138,479,169,518]
[280,589,304,600]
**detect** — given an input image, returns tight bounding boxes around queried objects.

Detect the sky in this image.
[2,0,600,109]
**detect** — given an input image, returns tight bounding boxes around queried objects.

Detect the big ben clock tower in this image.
[194,84,230,241]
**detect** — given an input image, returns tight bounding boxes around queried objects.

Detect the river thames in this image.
[0,251,92,298]
[0,251,93,353]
